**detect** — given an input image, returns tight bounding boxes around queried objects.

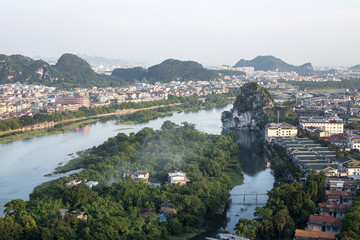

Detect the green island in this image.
[0,91,237,144]
[0,121,243,240]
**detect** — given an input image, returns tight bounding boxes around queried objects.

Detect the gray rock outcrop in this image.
[222,82,274,129]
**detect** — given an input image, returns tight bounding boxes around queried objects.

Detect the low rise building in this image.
[265,122,298,142]
[294,227,335,240]
[307,213,341,233]
[168,170,190,186]
[348,135,360,151]
[300,118,343,135]
[318,202,349,219]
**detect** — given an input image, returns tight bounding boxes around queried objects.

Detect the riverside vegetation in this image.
[0,121,243,240]
[0,90,237,143]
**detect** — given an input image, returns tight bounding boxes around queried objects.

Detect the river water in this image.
[0,104,274,233]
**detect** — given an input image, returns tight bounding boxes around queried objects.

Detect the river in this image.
[0,104,274,234]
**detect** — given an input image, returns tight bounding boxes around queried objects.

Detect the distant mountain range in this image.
[349,64,360,71]
[112,59,244,84]
[233,56,313,75]
[0,54,245,88]
[0,53,126,88]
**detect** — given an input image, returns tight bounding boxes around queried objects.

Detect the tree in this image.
[19,115,35,126]
[254,207,272,222]
[273,208,289,237]
[63,184,93,208]
[235,219,258,239]
[3,199,26,217]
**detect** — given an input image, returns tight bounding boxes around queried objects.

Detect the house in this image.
[123,170,150,182]
[348,136,360,151]
[308,165,339,177]
[65,179,82,187]
[85,181,98,188]
[134,170,149,182]
[328,179,344,191]
[59,209,88,222]
[342,160,360,179]
[123,170,134,179]
[318,202,349,219]
[343,181,357,192]
[168,170,190,186]
[325,190,354,205]
[293,227,335,240]
[307,213,341,233]
[160,200,177,214]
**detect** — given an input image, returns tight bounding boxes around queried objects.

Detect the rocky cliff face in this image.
[222,82,274,129]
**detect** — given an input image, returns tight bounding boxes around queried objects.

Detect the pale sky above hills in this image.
[1,0,359,66]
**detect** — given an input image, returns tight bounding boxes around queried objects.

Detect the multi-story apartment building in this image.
[265,122,298,142]
[300,118,343,134]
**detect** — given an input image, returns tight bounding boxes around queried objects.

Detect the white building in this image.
[348,136,360,151]
[265,122,298,142]
[300,118,343,134]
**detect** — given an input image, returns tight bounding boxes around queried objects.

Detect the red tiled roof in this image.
[325,190,354,197]
[318,202,350,210]
[309,213,342,225]
[295,227,335,239]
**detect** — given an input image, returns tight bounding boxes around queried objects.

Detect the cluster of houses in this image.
[64,179,99,188]
[122,169,190,186]
[274,137,360,179]
[294,179,359,239]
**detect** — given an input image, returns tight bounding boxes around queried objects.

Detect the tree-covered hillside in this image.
[349,64,360,72]
[233,56,313,75]
[0,53,128,88]
[112,59,229,84]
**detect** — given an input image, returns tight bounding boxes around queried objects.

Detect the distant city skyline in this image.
[1,0,360,67]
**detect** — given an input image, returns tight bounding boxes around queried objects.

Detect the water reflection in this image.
[194,129,274,239]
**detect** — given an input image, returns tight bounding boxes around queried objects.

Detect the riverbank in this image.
[0,118,100,144]
[0,104,181,144]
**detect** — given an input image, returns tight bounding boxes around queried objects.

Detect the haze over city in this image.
[1,0,360,66]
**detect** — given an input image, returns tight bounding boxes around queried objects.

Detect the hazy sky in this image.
[1,0,360,66]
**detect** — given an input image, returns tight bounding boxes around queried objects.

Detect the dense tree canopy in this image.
[0,122,242,239]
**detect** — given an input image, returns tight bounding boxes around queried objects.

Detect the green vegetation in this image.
[0,53,129,88]
[235,171,325,240]
[1,54,240,87]
[279,78,360,90]
[0,118,98,144]
[0,91,237,134]
[270,144,301,185]
[338,192,360,239]
[112,59,220,84]
[117,92,237,125]
[233,56,313,75]
[0,122,242,239]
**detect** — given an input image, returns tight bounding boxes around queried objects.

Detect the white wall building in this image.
[300,118,343,134]
[265,122,298,142]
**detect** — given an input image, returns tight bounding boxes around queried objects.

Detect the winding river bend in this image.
[0,104,274,234]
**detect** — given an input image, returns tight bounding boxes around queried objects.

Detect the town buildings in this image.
[265,122,298,142]
[300,118,344,135]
